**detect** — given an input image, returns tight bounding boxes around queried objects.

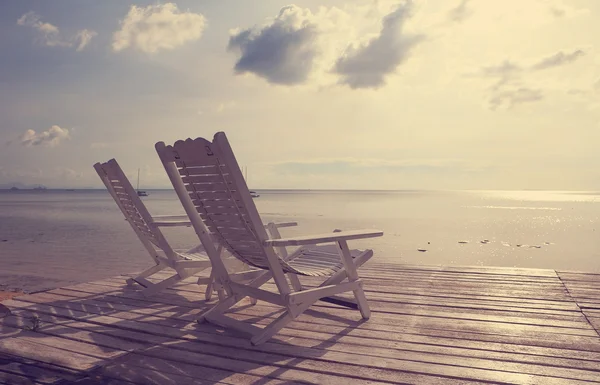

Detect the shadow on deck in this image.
[1,262,600,384]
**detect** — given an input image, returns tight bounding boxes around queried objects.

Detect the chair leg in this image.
[251,311,294,345]
[205,281,213,301]
[140,272,182,297]
[288,273,303,291]
[320,249,373,287]
[336,241,371,319]
[197,295,239,323]
[352,287,371,319]
[250,301,312,345]
[127,263,167,286]
[198,269,274,323]
[203,269,216,301]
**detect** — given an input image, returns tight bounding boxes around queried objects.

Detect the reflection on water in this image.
[466,206,562,211]
[466,190,600,202]
[0,189,599,291]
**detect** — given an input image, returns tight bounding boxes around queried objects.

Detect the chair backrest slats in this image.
[157,133,295,296]
[157,134,292,272]
[94,159,175,258]
[172,138,269,269]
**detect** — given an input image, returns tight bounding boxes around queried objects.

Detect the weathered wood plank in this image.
[14,288,600,364]
[0,371,38,385]
[2,262,600,385]
[0,352,81,384]
[51,280,599,340]
[0,338,105,372]
[102,353,321,385]
[24,284,600,364]
[367,263,559,277]
[232,304,600,351]
[9,292,600,383]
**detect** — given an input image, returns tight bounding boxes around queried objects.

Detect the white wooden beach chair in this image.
[155,132,383,345]
[94,159,217,298]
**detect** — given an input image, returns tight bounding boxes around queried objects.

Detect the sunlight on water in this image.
[466,190,600,203]
[466,206,562,211]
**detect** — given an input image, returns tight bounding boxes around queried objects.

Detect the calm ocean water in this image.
[1,189,599,292]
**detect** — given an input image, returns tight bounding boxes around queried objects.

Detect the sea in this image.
[1,189,599,292]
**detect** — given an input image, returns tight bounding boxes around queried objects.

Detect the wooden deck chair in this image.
[155,132,383,345]
[94,159,217,298]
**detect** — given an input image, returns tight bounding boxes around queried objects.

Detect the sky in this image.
[0,0,599,190]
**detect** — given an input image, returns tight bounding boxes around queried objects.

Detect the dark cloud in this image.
[531,49,585,71]
[334,1,422,89]
[447,0,472,23]
[227,6,319,85]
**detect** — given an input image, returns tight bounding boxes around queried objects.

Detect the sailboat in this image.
[244,166,259,198]
[136,168,148,196]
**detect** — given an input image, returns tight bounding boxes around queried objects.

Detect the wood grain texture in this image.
[1,262,600,384]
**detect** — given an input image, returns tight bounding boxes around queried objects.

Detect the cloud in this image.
[227,5,320,85]
[546,0,590,19]
[531,49,585,71]
[272,157,478,175]
[17,12,96,51]
[447,0,472,23]
[488,87,543,110]
[478,64,542,110]
[112,3,206,53]
[55,167,83,180]
[473,49,586,110]
[333,1,422,89]
[479,60,522,84]
[19,125,70,147]
[74,29,98,52]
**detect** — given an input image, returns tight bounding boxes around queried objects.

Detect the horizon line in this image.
[2,188,600,193]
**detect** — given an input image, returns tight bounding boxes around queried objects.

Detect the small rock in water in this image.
[417,249,427,252]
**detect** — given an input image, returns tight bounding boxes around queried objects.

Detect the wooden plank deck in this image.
[1,262,600,385]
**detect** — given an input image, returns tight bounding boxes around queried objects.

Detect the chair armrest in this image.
[264,229,383,247]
